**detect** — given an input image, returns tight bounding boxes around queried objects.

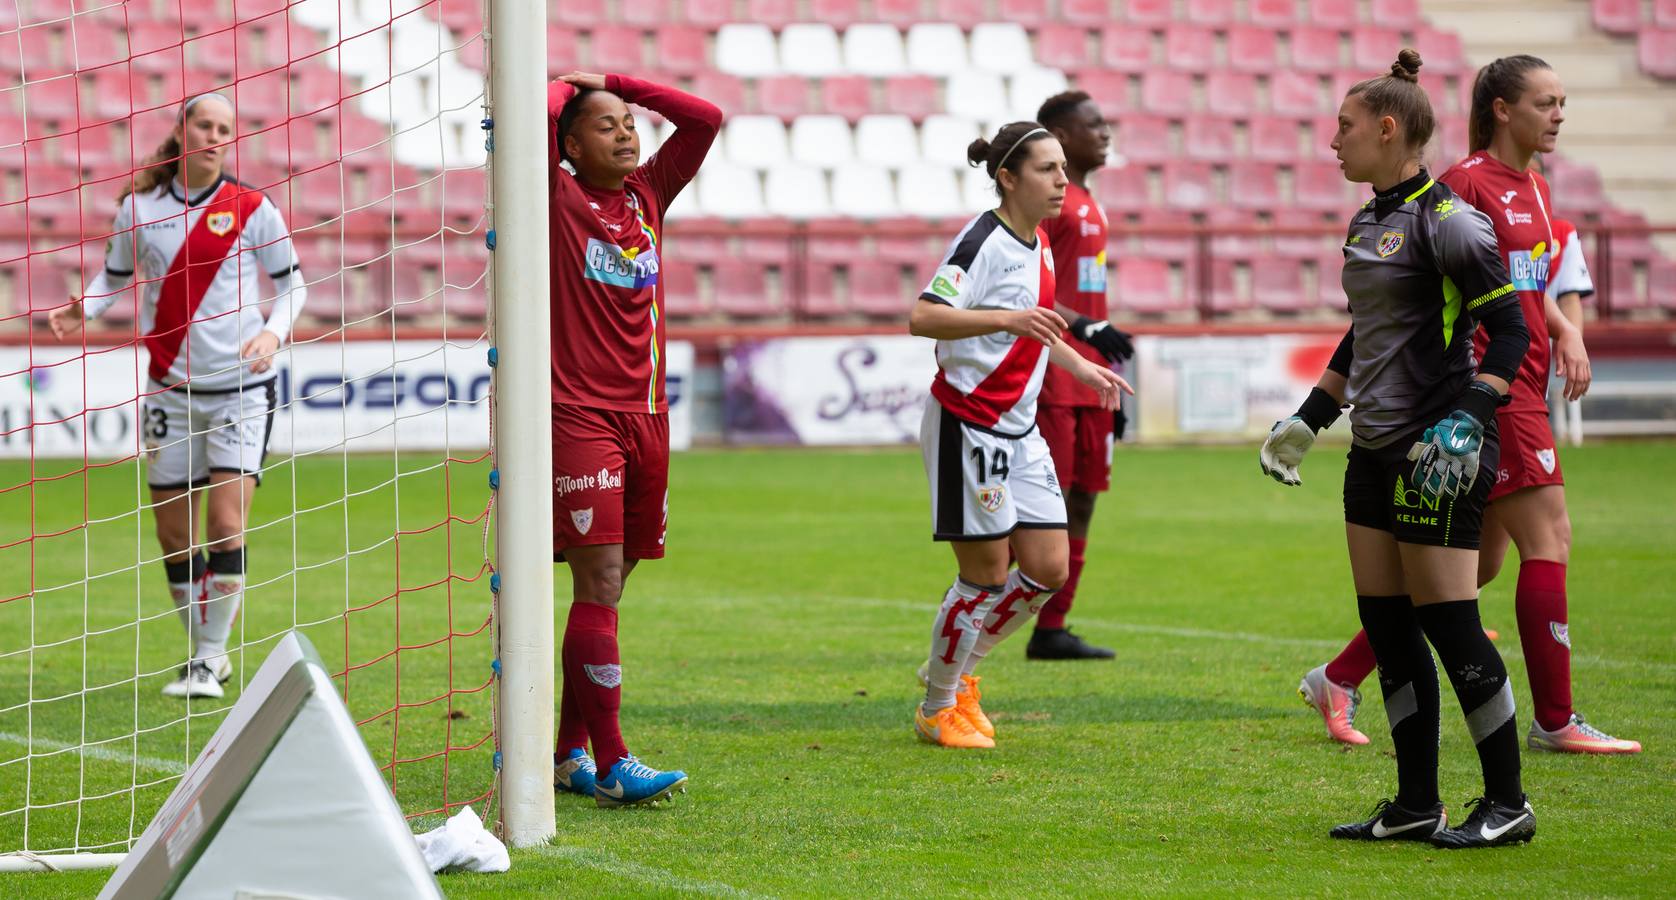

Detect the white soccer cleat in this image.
[162,660,229,699]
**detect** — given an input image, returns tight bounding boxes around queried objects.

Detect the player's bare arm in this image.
[48,297,85,340]
[908,298,1065,344]
[1544,293,1591,401]
[1048,339,1131,408]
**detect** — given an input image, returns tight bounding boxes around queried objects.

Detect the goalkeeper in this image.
[1258,48,1533,849]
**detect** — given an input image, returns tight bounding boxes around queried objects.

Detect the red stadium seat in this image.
[1114,257,1177,315]
[660,262,710,319]
[1183,116,1235,162]
[799,262,849,319]
[555,0,609,28]
[1164,25,1216,71]
[1287,27,1340,74]
[1295,160,1353,211]
[1307,115,1340,160]
[1316,251,1347,310]
[1229,161,1283,210]
[1186,0,1235,24]
[438,0,484,33]
[1205,71,1258,116]
[747,0,800,28]
[590,26,646,72]
[1140,70,1193,113]
[807,232,864,261]
[1100,27,1153,73]
[1061,0,1114,26]
[1601,258,1645,312]
[1076,71,1134,118]
[755,76,812,119]
[1248,116,1301,162]
[998,0,1051,27]
[1116,114,1171,164]
[690,71,747,118]
[1271,207,1338,257]
[1227,26,1279,74]
[1659,0,1676,27]
[677,0,735,27]
[1123,0,1174,26]
[1546,161,1607,210]
[1253,257,1309,312]
[713,260,782,318]
[655,27,709,75]
[873,0,929,27]
[1162,161,1214,210]
[23,78,82,125]
[1649,259,1676,311]
[848,264,910,318]
[1248,0,1298,27]
[1307,0,1357,29]
[1204,207,1262,258]
[1096,164,1152,212]
[1413,28,1466,75]
[1350,27,1404,72]
[810,0,865,28]
[546,27,582,74]
[821,76,875,122]
[1381,0,1422,27]
[1269,70,1325,116]
[66,21,127,72]
[1037,25,1091,68]
[883,76,940,122]
[1206,258,1247,314]
[1639,30,1676,77]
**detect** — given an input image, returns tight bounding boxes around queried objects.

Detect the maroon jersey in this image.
[1441,151,1556,414]
[1039,180,1111,407]
[547,75,721,413]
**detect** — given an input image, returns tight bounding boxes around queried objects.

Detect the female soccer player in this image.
[1298,55,1639,754]
[910,122,1130,749]
[49,92,306,700]
[546,71,720,806]
[1261,51,1537,847]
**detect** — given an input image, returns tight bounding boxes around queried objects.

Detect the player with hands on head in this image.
[908,121,1131,749]
[1268,50,1539,848]
[546,69,722,806]
[50,92,307,701]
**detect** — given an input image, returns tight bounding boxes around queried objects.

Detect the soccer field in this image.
[4,442,1674,896]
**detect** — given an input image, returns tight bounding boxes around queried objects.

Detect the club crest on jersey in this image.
[583,663,622,689]
[1377,231,1405,258]
[571,507,594,536]
[977,486,1006,513]
[205,211,236,236]
[1536,448,1556,474]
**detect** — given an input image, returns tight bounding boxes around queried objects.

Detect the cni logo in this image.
[1392,474,1439,511]
[571,507,594,536]
[1377,231,1404,258]
[206,211,236,236]
[977,486,1005,513]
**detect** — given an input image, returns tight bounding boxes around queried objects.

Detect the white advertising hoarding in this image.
[1134,332,1348,443]
[723,334,936,445]
[0,338,695,459]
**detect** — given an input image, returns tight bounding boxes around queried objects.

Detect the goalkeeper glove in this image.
[1406,381,1500,502]
[1258,387,1343,486]
[1069,316,1135,363]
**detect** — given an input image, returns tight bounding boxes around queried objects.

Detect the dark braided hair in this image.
[1468,54,1551,153]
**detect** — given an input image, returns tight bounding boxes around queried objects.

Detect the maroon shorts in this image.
[1037,403,1112,494]
[1489,409,1564,503]
[552,403,669,560]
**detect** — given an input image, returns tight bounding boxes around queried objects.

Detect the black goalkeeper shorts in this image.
[1343,422,1500,550]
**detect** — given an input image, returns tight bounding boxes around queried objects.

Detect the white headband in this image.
[180,92,231,120]
[994,127,1049,173]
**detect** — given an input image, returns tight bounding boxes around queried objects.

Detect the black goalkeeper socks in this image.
[1357,594,1440,809]
[1417,599,1524,806]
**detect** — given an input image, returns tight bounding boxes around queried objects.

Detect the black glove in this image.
[1069,316,1134,363]
[1113,406,1129,441]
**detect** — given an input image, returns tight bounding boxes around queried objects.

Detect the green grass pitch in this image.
[3,442,1674,896]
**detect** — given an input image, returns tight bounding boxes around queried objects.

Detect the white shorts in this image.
[142,381,277,490]
[920,400,1066,541]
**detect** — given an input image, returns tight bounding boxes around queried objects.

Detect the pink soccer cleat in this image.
[1527,714,1642,754]
[1298,664,1370,745]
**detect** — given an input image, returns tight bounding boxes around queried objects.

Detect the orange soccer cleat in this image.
[954,675,996,739]
[915,702,995,749]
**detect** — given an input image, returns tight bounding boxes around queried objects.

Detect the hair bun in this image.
[965,137,992,168]
[1392,48,1423,82]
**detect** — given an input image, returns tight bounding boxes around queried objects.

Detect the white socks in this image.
[923,577,999,713]
[961,570,1053,679]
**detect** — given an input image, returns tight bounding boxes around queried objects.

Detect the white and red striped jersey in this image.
[1546,219,1594,302]
[920,210,1057,437]
[83,175,300,390]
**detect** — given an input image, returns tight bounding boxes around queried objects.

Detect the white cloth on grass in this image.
[414,806,509,874]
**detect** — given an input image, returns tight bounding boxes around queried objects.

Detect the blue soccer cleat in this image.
[554,748,597,796]
[593,755,688,808]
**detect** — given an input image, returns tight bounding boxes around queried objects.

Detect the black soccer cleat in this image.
[1430,796,1535,849]
[1328,798,1447,841]
[1025,627,1115,660]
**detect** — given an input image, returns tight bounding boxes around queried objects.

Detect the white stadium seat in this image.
[945,71,1005,121]
[715,24,780,77]
[962,167,998,213]
[896,163,964,218]
[724,115,791,169]
[842,24,907,76]
[764,164,834,218]
[698,162,767,218]
[1008,68,1071,120]
[921,115,981,168]
[969,24,1035,75]
[831,163,899,218]
[854,114,919,167]
[905,24,968,76]
[788,115,856,167]
[779,24,844,77]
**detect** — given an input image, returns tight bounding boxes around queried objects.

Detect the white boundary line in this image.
[534,845,763,898]
[0,732,187,777]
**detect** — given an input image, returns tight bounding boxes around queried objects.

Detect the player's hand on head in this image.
[1004,307,1067,345]
[1553,328,1591,401]
[1259,417,1314,486]
[558,71,608,91]
[242,331,281,375]
[48,298,85,341]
